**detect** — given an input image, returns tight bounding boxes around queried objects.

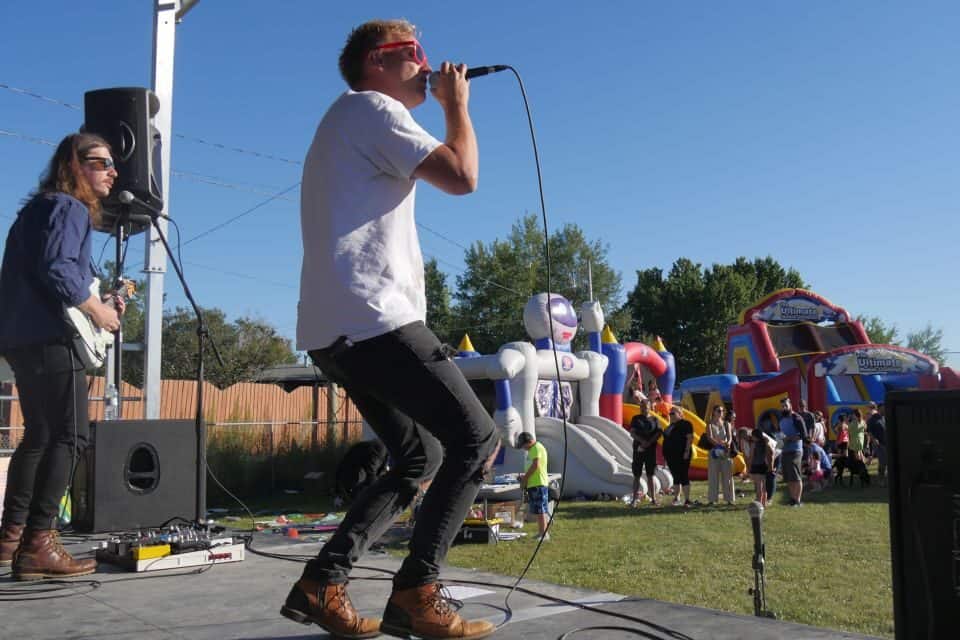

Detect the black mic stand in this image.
[747,501,776,618]
[750,535,770,618]
[146,213,224,525]
[111,207,129,416]
[108,204,143,416]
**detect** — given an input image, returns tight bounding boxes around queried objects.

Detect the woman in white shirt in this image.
[705,406,735,505]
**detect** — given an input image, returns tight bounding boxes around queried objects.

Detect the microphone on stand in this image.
[117,191,169,219]
[429,65,509,88]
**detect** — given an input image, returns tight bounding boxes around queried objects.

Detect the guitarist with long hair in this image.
[0,132,125,580]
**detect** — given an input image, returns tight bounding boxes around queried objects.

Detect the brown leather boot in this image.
[12,529,97,581]
[381,582,495,639]
[0,522,24,567]
[280,577,381,638]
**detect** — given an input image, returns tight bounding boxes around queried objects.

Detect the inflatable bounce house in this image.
[363,287,955,498]
[452,292,740,497]
[453,293,636,499]
[676,288,960,434]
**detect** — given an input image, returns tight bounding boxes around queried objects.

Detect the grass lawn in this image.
[445,475,894,638]
[213,470,894,638]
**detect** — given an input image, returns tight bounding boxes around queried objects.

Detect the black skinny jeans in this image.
[305,321,499,589]
[2,342,88,530]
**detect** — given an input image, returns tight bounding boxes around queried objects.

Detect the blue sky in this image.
[2,1,957,371]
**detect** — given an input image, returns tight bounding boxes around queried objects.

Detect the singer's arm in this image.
[414,63,478,195]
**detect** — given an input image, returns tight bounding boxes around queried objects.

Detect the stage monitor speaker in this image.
[83,87,163,235]
[886,389,960,640]
[72,419,197,532]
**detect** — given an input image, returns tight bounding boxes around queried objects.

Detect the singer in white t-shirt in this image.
[282,19,499,640]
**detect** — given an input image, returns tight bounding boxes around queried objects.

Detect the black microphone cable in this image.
[492,65,694,640]
[494,63,570,614]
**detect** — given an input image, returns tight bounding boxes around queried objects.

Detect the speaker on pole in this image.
[83,87,163,235]
[72,419,199,532]
[886,389,960,640]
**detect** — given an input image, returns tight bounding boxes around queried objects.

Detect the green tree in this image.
[424,258,455,344]
[104,261,297,388]
[621,256,806,378]
[856,315,900,345]
[156,308,297,388]
[906,323,946,364]
[452,213,623,353]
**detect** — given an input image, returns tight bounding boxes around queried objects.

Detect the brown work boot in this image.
[0,522,24,566]
[280,577,381,638]
[381,582,495,639]
[12,529,97,581]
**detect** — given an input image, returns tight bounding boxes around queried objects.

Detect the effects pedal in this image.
[96,525,245,572]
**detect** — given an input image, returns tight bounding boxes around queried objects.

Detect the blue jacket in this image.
[0,193,95,350]
[809,442,832,472]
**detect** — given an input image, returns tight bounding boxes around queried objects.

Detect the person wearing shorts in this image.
[749,429,775,506]
[778,398,806,506]
[630,399,662,506]
[518,432,550,542]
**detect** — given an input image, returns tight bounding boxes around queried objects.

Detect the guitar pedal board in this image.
[96,525,245,572]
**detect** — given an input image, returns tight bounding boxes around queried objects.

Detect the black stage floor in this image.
[0,531,880,640]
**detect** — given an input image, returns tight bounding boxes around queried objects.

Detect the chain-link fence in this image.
[1,425,24,452]
[1,388,20,453]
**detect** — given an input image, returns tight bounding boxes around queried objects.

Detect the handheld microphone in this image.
[117,191,169,219]
[429,65,508,88]
[747,501,764,568]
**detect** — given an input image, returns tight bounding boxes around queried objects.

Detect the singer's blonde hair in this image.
[339,19,418,90]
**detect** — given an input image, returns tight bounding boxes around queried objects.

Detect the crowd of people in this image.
[627,377,888,509]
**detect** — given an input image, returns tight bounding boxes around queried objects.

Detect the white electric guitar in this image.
[64,278,135,370]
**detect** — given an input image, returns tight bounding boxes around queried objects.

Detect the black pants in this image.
[632,448,657,478]
[304,322,499,589]
[767,455,779,499]
[2,342,88,530]
[665,456,690,486]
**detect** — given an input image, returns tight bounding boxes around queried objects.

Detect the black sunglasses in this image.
[83,156,115,171]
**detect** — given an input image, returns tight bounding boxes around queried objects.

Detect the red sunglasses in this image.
[370,39,428,67]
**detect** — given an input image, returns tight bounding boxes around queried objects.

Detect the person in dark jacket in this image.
[630,399,662,506]
[0,132,123,580]
[866,402,887,487]
[662,407,694,507]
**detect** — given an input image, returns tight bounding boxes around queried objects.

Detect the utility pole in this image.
[143,0,199,417]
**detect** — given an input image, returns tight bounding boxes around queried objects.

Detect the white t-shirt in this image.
[297,90,442,351]
[812,421,826,446]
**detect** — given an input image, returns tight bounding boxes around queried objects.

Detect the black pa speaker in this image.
[83,87,163,235]
[886,390,960,640]
[72,419,198,532]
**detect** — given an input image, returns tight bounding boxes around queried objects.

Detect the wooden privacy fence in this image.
[0,378,364,452]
